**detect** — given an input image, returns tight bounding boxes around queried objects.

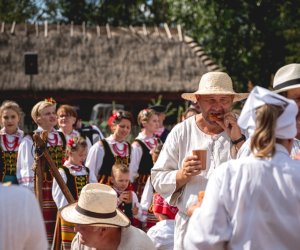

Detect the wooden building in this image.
[0,23,220,127]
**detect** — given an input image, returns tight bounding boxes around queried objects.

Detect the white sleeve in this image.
[131,191,141,219]
[52,168,68,209]
[184,165,231,250]
[140,177,153,208]
[85,142,104,183]
[129,142,143,182]
[16,136,35,192]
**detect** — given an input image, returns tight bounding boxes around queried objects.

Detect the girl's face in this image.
[1,109,20,134]
[69,146,88,166]
[37,105,57,130]
[142,114,159,134]
[114,118,131,141]
[57,110,76,131]
[111,171,130,191]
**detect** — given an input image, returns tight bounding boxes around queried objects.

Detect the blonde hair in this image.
[250,104,284,158]
[31,100,57,124]
[111,163,129,177]
[0,100,23,123]
[137,108,157,128]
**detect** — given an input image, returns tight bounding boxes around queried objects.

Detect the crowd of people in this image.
[1,63,300,250]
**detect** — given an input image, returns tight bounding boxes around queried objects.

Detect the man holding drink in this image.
[151,72,248,249]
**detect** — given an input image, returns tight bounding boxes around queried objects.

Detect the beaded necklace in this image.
[112,143,128,157]
[2,134,19,151]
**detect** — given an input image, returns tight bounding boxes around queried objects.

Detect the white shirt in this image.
[71,225,155,250]
[0,184,48,250]
[147,219,175,250]
[16,127,64,192]
[52,160,94,209]
[185,144,300,250]
[151,116,233,249]
[85,135,130,183]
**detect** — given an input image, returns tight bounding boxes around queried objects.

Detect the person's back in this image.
[0,184,48,250]
[219,151,300,249]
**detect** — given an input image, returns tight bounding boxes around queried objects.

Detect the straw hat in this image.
[60,183,130,227]
[273,63,300,93]
[181,72,248,103]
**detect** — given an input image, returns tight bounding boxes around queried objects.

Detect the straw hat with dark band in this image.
[273,63,300,93]
[60,183,130,227]
[181,72,248,103]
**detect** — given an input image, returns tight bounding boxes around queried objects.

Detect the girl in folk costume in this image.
[52,136,92,250]
[85,110,133,184]
[111,162,141,227]
[16,97,66,246]
[0,101,24,184]
[57,105,92,151]
[129,108,160,200]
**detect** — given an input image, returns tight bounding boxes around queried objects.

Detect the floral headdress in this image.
[44,97,56,105]
[67,138,77,149]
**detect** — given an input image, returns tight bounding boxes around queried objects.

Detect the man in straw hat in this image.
[151,71,248,249]
[60,183,155,250]
[185,86,300,249]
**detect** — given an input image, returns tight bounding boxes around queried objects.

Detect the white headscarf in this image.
[238,86,297,139]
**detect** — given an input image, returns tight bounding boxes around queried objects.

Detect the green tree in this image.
[0,0,38,23]
[166,0,298,90]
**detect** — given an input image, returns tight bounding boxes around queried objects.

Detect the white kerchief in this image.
[238,86,297,139]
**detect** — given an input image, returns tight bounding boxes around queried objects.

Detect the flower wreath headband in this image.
[44,97,56,105]
[68,138,78,149]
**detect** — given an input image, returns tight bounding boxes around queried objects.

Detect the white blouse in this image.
[129,132,158,182]
[0,128,24,152]
[85,135,130,183]
[16,127,64,192]
[52,160,92,209]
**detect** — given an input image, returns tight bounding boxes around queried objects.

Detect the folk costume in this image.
[17,127,66,245]
[85,135,131,184]
[130,132,160,200]
[52,160,91,250]
[112,185,141,227]
[0,128,24,184]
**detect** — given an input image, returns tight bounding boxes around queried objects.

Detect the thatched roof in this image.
[0,23,220,93]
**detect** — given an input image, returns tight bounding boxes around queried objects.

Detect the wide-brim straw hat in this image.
[273,63,300,93]
[60,183,130,227]
[181,72,248,103]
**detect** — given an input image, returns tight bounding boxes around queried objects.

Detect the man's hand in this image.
[216,112,243,141]
[176,155,202,191]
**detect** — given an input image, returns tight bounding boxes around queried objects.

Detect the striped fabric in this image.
[42,180,57,246]
[61,218,75,250]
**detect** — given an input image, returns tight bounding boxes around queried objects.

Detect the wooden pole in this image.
[33,132,75,203]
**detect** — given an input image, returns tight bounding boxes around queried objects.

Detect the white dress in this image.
[185,144,300,250]
[151,116,234,250]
